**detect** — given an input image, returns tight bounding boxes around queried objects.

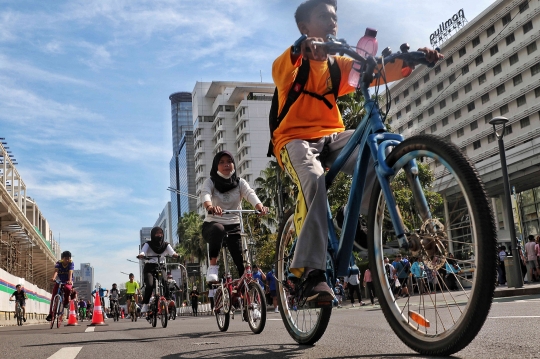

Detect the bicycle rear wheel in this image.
[160,299,168,328]
[275,209,332,345]
[367,134,497,356]
[246,282,267,334]
[214,287,230,332]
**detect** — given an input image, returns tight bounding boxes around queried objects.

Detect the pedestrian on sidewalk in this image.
[190,286,199,316]
[363,268,375,305]
[345,271,365,307]
[266,266,279,313]
[498,246,507,285]
[334,279,344,308]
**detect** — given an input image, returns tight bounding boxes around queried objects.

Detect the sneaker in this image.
[46,314,52,322]
[274,307,279,313]
[23,317,26,322]
[253,309,261,320]
[141,304,149,313]
[299,269,335,302]
[206,265,219,282]
[360,302,366,306]
[352,304,356,307]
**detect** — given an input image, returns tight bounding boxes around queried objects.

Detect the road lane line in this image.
[489,316,540,319]
[47,347,83,359]
[85,327,95,332]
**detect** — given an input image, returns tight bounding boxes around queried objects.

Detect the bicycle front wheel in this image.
[160,299,168,328]
[50,295,60,329]
[275,209,332,345]
[246,281,267,334]
[151,304,157,327]
[214,287,230,332]
[367,134,497,356]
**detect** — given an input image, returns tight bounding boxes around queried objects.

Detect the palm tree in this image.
[177,212,205,263]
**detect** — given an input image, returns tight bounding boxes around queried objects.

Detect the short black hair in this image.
[61,251,72,258]
[529,235,535,241]
[16,284,21,288]
[295,0,337,24]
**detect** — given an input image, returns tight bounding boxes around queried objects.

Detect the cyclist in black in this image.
[109,283,121,314]
[9,284,28,322]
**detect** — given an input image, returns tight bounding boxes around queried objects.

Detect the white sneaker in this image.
[206,265,219,282]
[141,304,148,313]
[253,309,261,320]
[274,307,279,313]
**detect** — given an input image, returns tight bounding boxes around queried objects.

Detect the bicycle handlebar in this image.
[207,209,263,215]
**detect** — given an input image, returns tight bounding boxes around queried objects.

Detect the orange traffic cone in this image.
[88,295,107,326]
[66,300,79,326]
[121,309,125,319]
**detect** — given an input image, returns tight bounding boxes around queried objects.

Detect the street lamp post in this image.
[489,116,523,288]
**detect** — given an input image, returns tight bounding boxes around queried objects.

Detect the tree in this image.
[176,211,205,264]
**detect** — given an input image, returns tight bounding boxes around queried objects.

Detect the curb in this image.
[494,286,540,298]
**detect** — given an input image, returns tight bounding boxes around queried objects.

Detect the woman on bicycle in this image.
[201,150,268,282]
[137,226,178,314]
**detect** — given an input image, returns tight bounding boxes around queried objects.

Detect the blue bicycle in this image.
[275,35,497,356]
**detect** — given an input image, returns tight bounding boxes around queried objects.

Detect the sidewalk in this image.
[494,281,540,298]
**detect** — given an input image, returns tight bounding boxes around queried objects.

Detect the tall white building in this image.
[387,0,540,245]
[154,201,173,245]
[192,81,275,215]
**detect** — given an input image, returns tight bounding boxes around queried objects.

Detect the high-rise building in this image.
[169,92,195,244]
[154,202,173,245]
[387,0,540,245]
[192,81,275,215]
[73,263,94,301]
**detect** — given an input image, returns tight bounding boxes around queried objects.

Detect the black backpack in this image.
[267,57,342,157]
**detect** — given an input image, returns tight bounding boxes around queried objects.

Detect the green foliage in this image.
[176,211,205,263]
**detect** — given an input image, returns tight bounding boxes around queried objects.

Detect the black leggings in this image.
[202,221,244,277]
[142,263,169,304]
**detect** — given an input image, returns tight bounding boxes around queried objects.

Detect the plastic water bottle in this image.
[349,28,379,87]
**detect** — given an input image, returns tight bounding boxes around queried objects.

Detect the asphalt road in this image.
[1,295,539,359]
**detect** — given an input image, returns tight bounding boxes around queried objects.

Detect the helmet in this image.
[61,251,72,259]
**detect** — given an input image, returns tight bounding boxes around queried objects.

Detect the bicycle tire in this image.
[367,134,497,356]
[275,209,332,345]
[151,303,157,327]
[246,282,267,334]
[171,304,177,320]
[214,287,230,332]
[50,295,60,329]
[16,305,22,326]
[160,299,168,328]
[56,302,64,329]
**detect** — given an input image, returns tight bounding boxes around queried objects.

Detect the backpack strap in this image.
[277,59,311,121]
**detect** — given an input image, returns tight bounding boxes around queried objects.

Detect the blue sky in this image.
[0,0,496,290]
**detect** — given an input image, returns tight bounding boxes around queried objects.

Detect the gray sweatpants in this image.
[281,130,374,274]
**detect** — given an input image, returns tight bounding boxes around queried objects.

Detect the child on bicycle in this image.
[46,250,74,321]
[125,272,140,316]
[109,283,121,313]
[271,0,442,302]
[9,284,28,322]
[137,226,179,314]
[201,150,268,283]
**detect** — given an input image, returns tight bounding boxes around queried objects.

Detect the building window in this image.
[531,63,540,76]
[461,65,469,75]
[406,104,411,113]
[472,36,480,48]
[487,25,495,37]
[435,66,441,75]
[424,74,430,83]
[398,126,404,133]
[413,81,419,91]
[408,121,414,128]
[485,112,493,124]
[452,91,459,101]
[470,120,478,131]
[519,1,529,13]
[446,56,454,66]
[396,111,402,119]
[520,116,530,128]
[394,95,400,105]
[475,55,483,66]
[527,42,537,55]
[431,124,437,133]
[457,128,464,137]
[404,89,409,98]
[500,104,509,115]
[523,21,533,34]
[454,109,461,119]
[509,53,519,66]
[440,99,446,109]
[497,84,505,95]
[467,101,475,112]
[437,82,444,92]
[442,117,449,126]
[506,33,515,46]
[418,113,423,122]
[502,13,511,26]
[536,86,540,98]
[425,90,432,99]
[504,125,512,135]
[473,140,481,150]
[415,98,421,106]
[458,47,466,57]
[490,45,499,56]
[481,93,490,104]
[517,95,526,107]
[493,64,502,76]
[428,107,434,116]
[488,133,496,143]
[478,73,487,85]
[513,73,523,86]
[464,83,472,93]
[420,130,425,135]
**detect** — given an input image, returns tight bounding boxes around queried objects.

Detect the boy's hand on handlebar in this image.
[301,36,327,61]
[417,47,444,63]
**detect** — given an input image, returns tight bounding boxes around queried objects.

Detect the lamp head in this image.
[489,116,509,126]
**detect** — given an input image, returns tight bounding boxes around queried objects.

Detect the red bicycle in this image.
[212,210,267,334]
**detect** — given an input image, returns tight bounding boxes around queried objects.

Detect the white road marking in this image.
[489,316,540,319]
[47,347,83,359]
[267,319,282,321]
[85,327,95,332]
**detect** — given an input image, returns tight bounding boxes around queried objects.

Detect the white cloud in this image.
[44,40,63,54]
